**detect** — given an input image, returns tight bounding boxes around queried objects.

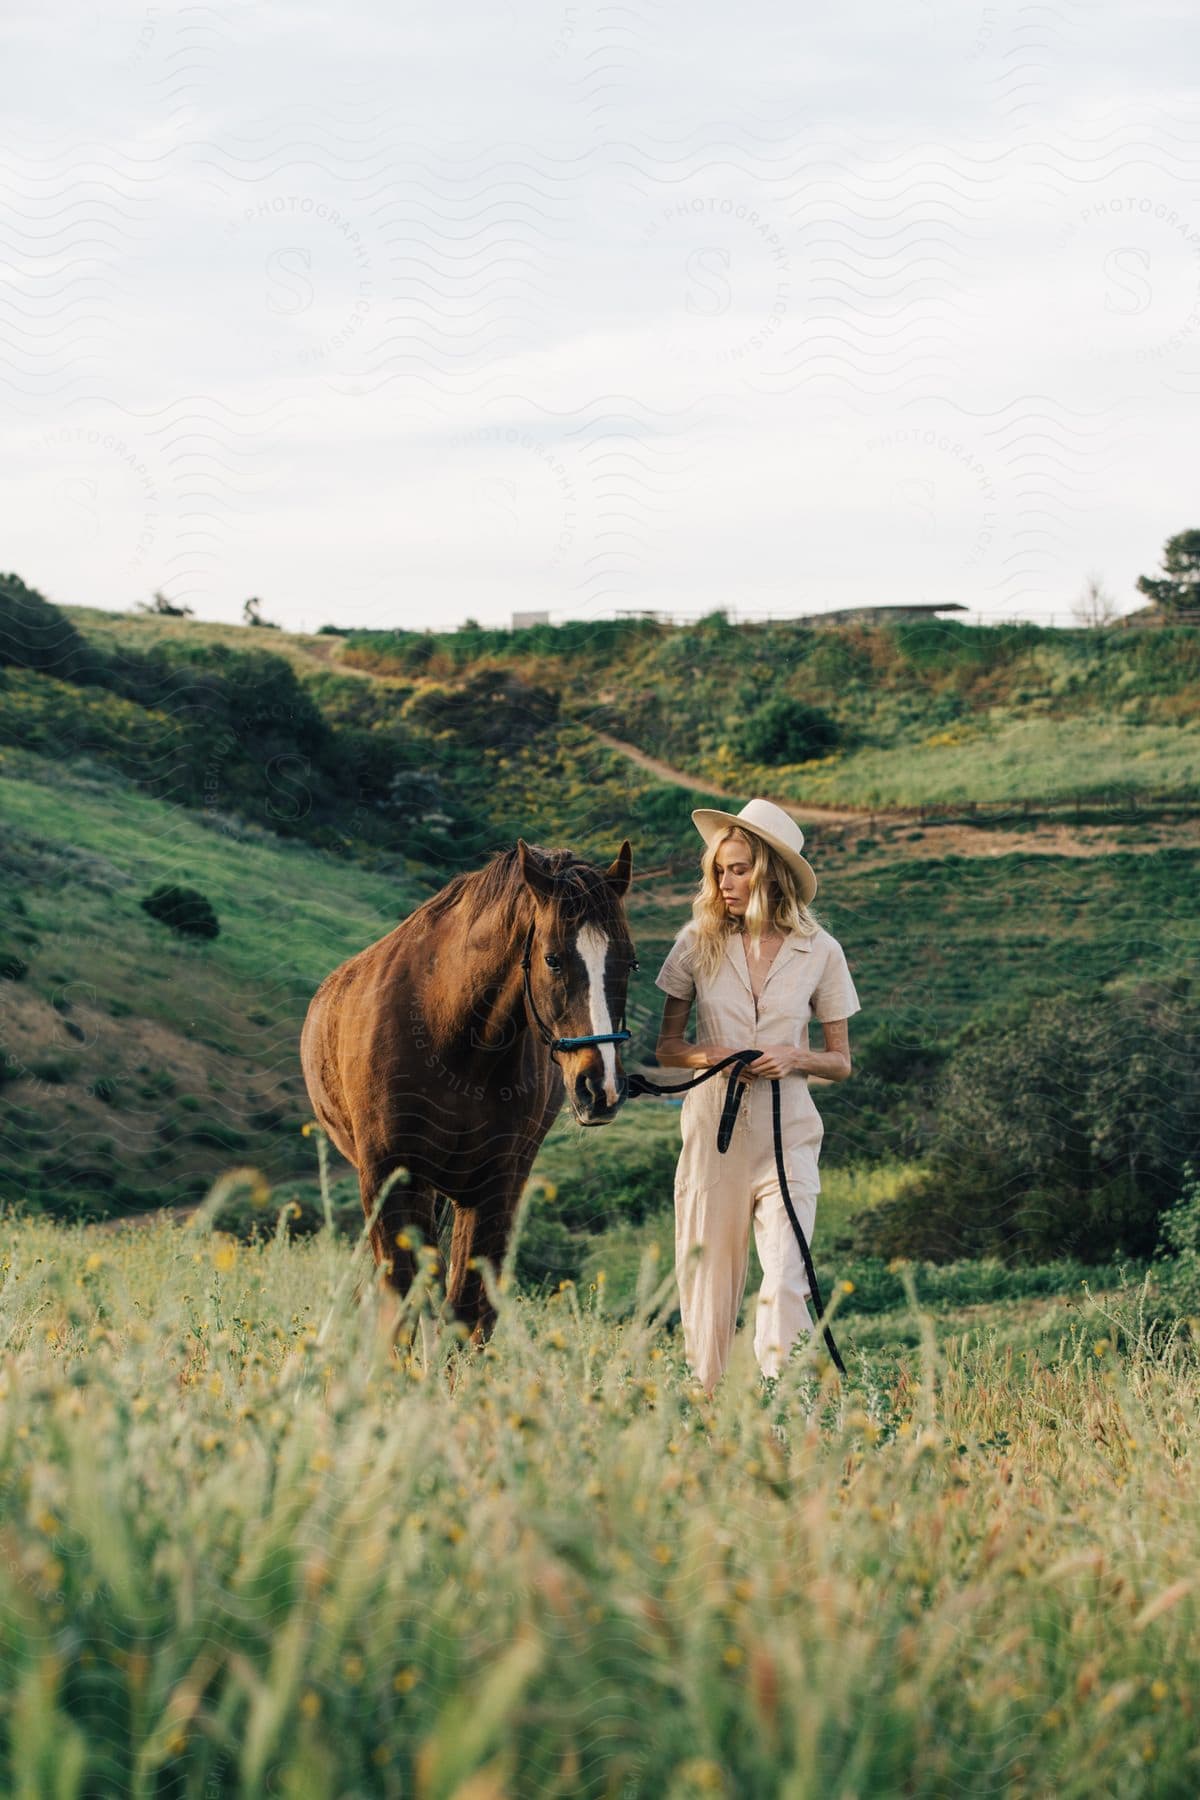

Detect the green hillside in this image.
[336,611,1200,807]
[2,579,1198,1287]
[0,748,423,1217]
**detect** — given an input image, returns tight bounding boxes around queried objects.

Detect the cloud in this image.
[2,0,1198,630]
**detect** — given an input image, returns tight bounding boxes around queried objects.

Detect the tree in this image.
[1135,529,1200,615]
[736,698,840,766]
[852,983,1200,1265]
[0,572,93,677]
[242,596,279,629]
[1071,570,1119,628]
[136,588,193,618]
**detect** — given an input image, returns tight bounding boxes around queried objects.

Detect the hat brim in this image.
[691,808,817,904]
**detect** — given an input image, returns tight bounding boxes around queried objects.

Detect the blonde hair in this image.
[688,826,821,985]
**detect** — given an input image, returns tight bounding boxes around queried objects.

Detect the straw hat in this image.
[691,798,817,904]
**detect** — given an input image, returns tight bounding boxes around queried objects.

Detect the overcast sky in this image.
[3,1,1199,632]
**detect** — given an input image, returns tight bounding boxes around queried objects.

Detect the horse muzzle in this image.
[569,1061,628,1124]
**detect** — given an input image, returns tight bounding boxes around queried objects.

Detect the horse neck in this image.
[424,887,536,1050]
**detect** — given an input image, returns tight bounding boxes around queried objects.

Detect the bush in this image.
[848,983,1200,1265]
[1150,1160,1200,1325]
[0,573,94,680]
[404,668,560,753]
[140,884,220,940]
[736,698,840,765]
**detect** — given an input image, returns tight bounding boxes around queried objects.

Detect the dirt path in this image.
[292,646,1199,865]
[592,731,1200,865]
[592,731,867,822]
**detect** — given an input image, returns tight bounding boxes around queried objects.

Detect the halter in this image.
[519,920,633,1055]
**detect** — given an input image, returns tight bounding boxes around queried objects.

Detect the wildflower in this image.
[722,1645,744,1667]
[394,1668,419,1693]
[676,1764,723,1792]
[299,1690,320,1719]
[839,1280,855,1294]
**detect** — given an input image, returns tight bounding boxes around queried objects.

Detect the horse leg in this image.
[445,1198,514,1348]
[358,1161,441,1347]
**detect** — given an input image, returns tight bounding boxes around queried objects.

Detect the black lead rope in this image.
[627,1052,847,1378]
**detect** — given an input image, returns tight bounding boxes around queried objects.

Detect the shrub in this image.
[140,884,220,940]
[404,668,560,753]
[849,983,1200,1265]
[736,698,840,765]
[0,573,94,679]
[1150,1161,1200,1325]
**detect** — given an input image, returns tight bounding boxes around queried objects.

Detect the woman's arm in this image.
[741,1019,854,1083]
[655,995,743,1071]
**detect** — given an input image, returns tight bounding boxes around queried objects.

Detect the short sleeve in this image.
[654,924,696,1002]
[811,938,861,1023]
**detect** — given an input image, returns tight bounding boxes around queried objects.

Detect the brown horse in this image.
[300,837,636,1348]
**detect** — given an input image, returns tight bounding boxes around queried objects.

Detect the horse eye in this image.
[544,953,562,971]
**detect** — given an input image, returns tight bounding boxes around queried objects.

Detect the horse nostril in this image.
[575,1069,606,1111]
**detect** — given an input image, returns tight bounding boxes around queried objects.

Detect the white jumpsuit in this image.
[654,921,862,1391]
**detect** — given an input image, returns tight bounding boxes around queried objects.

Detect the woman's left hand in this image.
[738,1045,799,1081]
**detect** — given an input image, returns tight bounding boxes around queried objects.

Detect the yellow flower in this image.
[299,1690,320,1719]
[722,1645,744,1667]
[394,1668,419,1693]
[839,1280,855,1294]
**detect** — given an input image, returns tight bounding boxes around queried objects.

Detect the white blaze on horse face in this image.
[576,923,619,1105]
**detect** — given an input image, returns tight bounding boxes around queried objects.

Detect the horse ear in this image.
[517,838,558,904]
[605,839,632,897]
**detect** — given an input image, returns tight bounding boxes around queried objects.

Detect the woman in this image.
[653,798,861,1395]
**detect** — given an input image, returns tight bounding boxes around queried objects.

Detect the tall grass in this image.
[1,1201,1196,1797]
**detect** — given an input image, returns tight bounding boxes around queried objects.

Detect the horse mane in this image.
[417,843,625,943]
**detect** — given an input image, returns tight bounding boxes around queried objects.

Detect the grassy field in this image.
[4,737,1197,1242]
[714,714,1199,809]
[0,748,421,1214]
[4,603,1199,1793]
[0,1209,1191,1798]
